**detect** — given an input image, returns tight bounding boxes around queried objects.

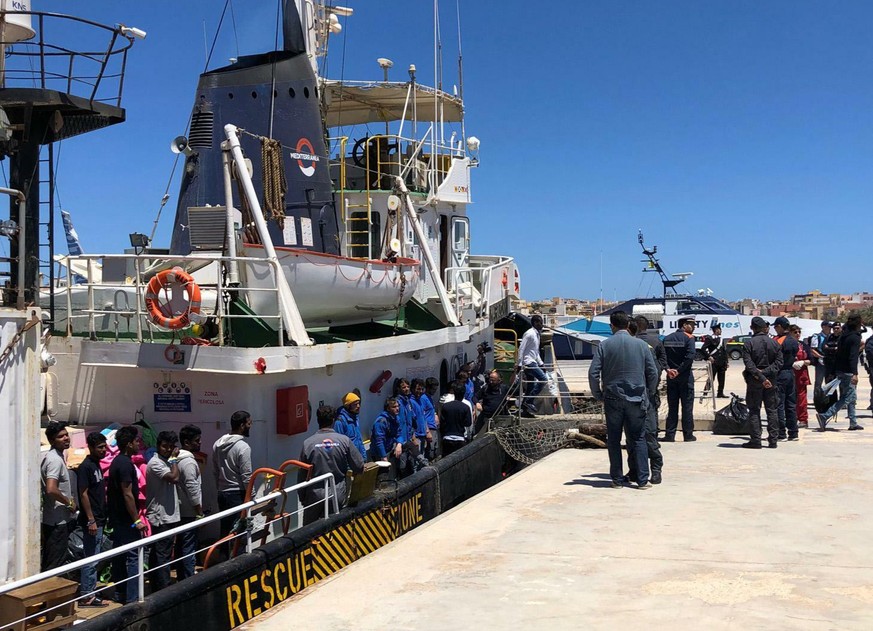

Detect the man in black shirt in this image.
[662,317,697,442]
[773,316,800,440]
[107,426,147,604]
[741,317,782,449]
[78,432,108,607]
[441,381,472,457]
[474,370,508,435]
[817,314,864,431]
[701,323,729,399]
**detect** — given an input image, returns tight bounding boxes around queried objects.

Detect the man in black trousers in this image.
[741,317,783,449]
[662,317,698,442]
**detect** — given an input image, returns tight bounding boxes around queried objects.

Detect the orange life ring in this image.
[145,267,202,330]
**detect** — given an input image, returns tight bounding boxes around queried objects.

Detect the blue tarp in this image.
[562,318,613,336]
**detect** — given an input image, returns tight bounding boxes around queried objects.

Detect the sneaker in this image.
[767,442,778,449]
[623,474,638,484]
[683,435,697,442]
[741,441,762,449]
[849,424,865,431]
[787,435,799,441]
[797,422,809,429]
[637,482,653,490]
[651,472,662,484]
[611,480,624,489]
[520,408,535,419]
[716,393,727,398]
[816,413,828,431]
[661,436,675,442]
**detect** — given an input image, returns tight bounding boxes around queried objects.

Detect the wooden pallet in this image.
[0,577,78,631]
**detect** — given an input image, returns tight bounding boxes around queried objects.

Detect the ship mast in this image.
[638,230,687,298]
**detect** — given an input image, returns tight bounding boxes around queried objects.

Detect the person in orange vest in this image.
[772,316,800,441]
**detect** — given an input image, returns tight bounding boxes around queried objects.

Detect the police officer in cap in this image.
[701,322,729,399]
[741,316,783,448]
[662,316,698,442]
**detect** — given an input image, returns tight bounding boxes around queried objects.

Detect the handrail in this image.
[59,252,287,344]
[0,11,135,107]
[0,472,337,599]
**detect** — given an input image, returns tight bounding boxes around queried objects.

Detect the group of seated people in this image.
[326,357,512,482]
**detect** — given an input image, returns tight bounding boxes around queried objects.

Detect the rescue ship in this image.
[0,0,521,594]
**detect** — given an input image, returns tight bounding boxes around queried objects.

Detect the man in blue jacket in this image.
[370,398,414,478]
[663,317,698,442]
[334,392,366,459]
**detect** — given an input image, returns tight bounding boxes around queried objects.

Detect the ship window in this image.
[273,89,278,98]
[228,92,234,99]
[370,213,381,259]
[304,87,310,98]
[289,88,296,98]
[251,91,258,99]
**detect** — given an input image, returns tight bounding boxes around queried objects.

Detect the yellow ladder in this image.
[344,200,372,259]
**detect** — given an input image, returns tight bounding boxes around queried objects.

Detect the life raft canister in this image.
[145,267,202,330]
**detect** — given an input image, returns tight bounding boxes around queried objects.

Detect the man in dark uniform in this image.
[626,316,666,484]
[772,316,800,440]
[662,317,697,442]
[741,316,783,448]
[701,323,729,399]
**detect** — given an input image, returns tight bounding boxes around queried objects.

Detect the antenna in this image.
[638,229,688,297]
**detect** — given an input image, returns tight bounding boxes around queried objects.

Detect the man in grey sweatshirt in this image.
[174,424,204,580]
[213,410,253,544]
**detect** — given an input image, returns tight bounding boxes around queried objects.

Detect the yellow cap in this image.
[342,392,361,406]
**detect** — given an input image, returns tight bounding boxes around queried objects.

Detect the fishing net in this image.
[492,406,606,466]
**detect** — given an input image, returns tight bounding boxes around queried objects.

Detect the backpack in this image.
[822,334,839,358]
[813,386,837,413]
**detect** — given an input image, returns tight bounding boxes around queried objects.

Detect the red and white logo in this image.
[290,138,319,177]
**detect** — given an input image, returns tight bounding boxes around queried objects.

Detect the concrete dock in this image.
[245,400,873,631]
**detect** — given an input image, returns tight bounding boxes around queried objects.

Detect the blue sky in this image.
[23,1,873,302]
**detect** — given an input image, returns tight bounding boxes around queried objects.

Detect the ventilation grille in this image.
[187,206,227,250]
[188,111,214,148]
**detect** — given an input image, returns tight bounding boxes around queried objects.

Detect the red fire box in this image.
[276,385,310,436]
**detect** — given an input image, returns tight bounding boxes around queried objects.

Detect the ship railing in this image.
[443,255,515,322]
[0,11,134,106]
[0,473,338,627]
[59,253,286,345]
[329,131,465,197]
